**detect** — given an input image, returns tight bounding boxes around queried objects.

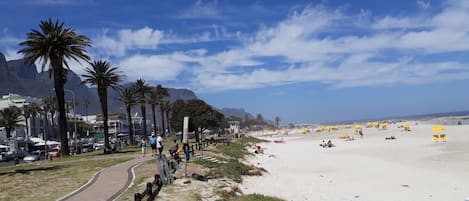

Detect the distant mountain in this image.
[219,108,253,119]
[0,52,198,116]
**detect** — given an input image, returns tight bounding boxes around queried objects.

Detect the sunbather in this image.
[327,140,335,147]
[385,136,396,140]
[254,146,264,154]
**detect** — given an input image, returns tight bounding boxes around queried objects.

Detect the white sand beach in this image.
[242,121,469,201]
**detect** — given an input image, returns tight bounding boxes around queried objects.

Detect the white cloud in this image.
[118,54,186,81]
[87,0,469,92]
[177,0,223,19]
[93,27,227,57]
[94,27,164,56]
[417,0,430,9]
[2,48,23,61]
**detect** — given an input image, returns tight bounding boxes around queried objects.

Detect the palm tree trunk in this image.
[98,87,110,153]
[54,65,69,156]
[43,112,49,157]
[160,105,165,137]
[6,127,12,139]
[32,114,37,137]
[43,112,48,137]
[151,104,157,136]
[50,111,56,140]
[165,110,170,134]
[141,104,147,140]
[127,106,134,145]
[24,117,29,136]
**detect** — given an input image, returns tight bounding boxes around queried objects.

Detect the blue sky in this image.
[1,0,469,123]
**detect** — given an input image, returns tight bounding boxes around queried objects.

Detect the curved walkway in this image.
[58,155,152,201]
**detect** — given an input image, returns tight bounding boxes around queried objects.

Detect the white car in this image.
[94,143,104,150]
[23,151,46,162]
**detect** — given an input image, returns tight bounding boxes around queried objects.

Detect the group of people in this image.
[140,134,163,157]
[140,134,193,164]
[320,140,335,148]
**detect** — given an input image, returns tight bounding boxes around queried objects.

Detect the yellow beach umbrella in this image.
[354,124,362,129]
[431,125,445,131]
[402,122,410,127]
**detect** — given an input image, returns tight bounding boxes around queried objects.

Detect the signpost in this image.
[183,116,189,177]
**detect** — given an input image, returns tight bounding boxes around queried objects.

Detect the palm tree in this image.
[256,113,264,129]
[275,116,281,129]
[43,95,57,139]
[162,100,171,134]
[22,104,32,136]
[41,97,51,140]
[0,106,23,139]
[29,103,40,137]
[18,19,91,156]
[81,60,123,153]
[133,79,152,140]
[155,84,169,137]
[117,88,138,145]
[147,88,160,137]
[83,99,90,122]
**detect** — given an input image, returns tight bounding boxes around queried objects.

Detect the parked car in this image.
[93,143,104,151]
[81,144,93,153]
[0,152,5,161]
[23,150,46,162]
[4,150,27,161]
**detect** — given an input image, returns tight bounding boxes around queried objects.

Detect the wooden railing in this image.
[134,174,163,201]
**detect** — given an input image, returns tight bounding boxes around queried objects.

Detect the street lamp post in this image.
[63,89,77,139]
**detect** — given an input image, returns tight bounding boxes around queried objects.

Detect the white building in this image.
[93,113,145,138]
[0,93,45,139]
[228,121,240,134]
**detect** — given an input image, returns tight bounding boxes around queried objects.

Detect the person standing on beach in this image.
[157,134,164,157]
[140,138,147,157]
[150,134,157,157]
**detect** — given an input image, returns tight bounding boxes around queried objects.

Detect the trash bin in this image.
[13,157,19,165]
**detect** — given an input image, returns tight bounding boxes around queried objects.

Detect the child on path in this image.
[141,138,147,157]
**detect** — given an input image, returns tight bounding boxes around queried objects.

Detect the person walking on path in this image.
[140,138,147,158]
[150,134,157,157]
[157,134,164,157]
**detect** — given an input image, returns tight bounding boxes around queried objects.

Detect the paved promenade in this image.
[59,155,152,201]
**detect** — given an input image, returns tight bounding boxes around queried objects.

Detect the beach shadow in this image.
[0,166,63,176]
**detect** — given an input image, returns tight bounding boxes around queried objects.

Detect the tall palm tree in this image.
[18,19,91,156]
[256,113,264,129]
[22,104,32,136]
[83,99,90,122]
[29,103,40,137]
[0,106,23,139]
[44,95,57,139]
[162,100,171,134]
[147,88,159,137]
[117,88,138,145]
[133,79,152,140]
[155,84,169,137]
[81,60,123,153]
[41,97,51,140]
[275,116,281,129]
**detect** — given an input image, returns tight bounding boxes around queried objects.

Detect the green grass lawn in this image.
[0,157,132,201]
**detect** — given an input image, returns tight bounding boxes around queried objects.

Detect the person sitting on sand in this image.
[320,140,327,148]
[345,136,355,141]
[327,140,335,148]
[274,138,284,143]
[385,136,396,140]
[254,146,264,154]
